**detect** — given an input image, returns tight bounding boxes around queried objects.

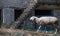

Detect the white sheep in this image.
[30,16,59,34]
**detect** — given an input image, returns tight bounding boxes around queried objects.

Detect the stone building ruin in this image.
[0,0,60,30]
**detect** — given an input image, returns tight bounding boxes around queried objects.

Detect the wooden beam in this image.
[36,3,60,9]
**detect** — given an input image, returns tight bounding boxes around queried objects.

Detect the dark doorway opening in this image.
[35,9,53,17]
[14,9,23,21]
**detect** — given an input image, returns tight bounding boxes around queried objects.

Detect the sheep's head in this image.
[30,16,37,21]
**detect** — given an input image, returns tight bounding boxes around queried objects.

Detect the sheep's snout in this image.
[30,19,33,22]
[30,18,32,20]
[30,17,34,21]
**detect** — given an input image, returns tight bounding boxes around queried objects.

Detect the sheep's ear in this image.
[34,18,36,21]
[32,16,35,17]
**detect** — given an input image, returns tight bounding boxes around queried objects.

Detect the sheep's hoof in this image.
[36,31,39,33]
[54,32,57,34]
[36,30,39,33]
[46,31,48,33]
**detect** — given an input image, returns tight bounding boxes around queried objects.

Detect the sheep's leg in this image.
[54,28,57,34]
[45,26,48,33]
[53,24,58,34]
[37,26,41,32]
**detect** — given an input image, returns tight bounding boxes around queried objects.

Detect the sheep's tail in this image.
[55,21,60,31]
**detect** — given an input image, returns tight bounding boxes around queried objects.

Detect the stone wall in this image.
[0,0,29,8]
[1,8,14,28]
[53,9,60,24]
[0,0,60,9]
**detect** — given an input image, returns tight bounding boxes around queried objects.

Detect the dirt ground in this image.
[0,28,60,36]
